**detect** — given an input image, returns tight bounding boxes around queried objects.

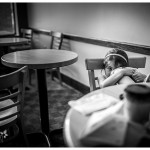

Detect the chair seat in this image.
[0,131,50,147]
[0,124,19,145]
[49,128,66,147]
[0,99,17,126]
[26,132,50,147]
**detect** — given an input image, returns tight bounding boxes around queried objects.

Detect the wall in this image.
[27,3,150,86]
[17,3,28,30]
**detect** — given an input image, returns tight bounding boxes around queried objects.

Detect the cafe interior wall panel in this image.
[27,3,150,86]
[61,41,112,85]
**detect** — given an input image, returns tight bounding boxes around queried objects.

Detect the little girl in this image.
[98,48,136,88]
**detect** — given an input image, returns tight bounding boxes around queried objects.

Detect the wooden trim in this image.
[30,28,150,55]
[62,74,90,94]
[64,34,150,55]
[31,28,51,35]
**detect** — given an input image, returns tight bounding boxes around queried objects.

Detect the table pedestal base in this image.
[37,69,50,138]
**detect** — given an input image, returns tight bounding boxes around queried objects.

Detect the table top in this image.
[1,49,78,69]
[64,83,150,147]
[0,37,28,46]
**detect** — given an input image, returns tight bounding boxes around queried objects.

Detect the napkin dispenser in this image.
[79,101,128,147]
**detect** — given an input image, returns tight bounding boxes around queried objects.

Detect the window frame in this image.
[0,3,18,37]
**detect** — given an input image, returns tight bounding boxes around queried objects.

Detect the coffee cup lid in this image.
[125,84,150,96]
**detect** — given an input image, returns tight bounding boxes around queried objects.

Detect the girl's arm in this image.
[132,71,147,82]
[114,68,135,84]
[98,71,107,88]
[99,67,135,88]
[118,76,135,84]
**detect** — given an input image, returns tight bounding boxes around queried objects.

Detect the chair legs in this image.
[50,68,62,85]
[28,69,36,86]
[49,128,66,147]
[26,132,50,147]
[0,122,29,147]
[57,68,62,85]
[16,119,29,146]
[28,69,35,86]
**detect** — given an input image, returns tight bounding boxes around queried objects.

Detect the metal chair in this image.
[85,57,146,92]
[0,66,28,146]
[0,66,50,147]
[9,28,33,86]
[47,31,64,85]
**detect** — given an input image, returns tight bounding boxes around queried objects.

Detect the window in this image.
[0,3,18,36]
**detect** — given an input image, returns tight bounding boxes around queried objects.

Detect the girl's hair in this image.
[103,48,129,68]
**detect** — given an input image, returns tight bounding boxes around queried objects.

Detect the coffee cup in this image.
[124,84,150,124]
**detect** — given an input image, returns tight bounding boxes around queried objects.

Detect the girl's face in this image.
[104,60,116,77]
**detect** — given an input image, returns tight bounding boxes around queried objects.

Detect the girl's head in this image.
[103,48,129,77]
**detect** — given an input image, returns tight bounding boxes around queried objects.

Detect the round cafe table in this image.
[0,37,29,67]
[0,37,28,47]
[64,83,150,147]
[1,49,78,138]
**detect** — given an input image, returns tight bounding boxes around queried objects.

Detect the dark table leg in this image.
[36,69,50,138]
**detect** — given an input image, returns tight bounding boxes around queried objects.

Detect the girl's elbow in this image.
[99,84,103,88]
[100,83,106,88]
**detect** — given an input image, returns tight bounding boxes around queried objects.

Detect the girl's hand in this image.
[132,71,147,82]
[122,67,136,76]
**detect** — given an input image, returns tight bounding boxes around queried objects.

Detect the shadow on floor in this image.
[23,73,83,147]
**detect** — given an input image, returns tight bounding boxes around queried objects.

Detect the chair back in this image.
[50,31,63,50]
[8,29,33,52]
[0,66,27,144]
[85,57,146,92]
[21,29,33,45]
[21,29,32,40]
